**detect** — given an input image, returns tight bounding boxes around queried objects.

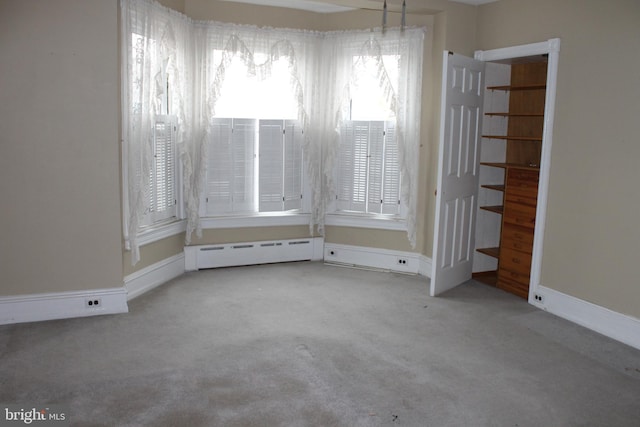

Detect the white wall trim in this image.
[124,253,185,300]
[199,213,311,229]
[418,255,433,278]
[137,219,187,247]
[312,237,325,261]
[324,243,420,274]
[474,38,560,62]
[0,288,128,325]
[532,285,640,351]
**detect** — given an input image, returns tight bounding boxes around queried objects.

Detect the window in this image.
[122,10,189,264]
[143,115,178,226]
[204,50,304,216]
[337,120,399,215]
[205,118,303,216]
[335,54,402,217]
[131,33,179,228]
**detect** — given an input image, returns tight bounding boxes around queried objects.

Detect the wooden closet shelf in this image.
[485,112,544,117]
[487,84,546,91]
[477,247,500,259]
[473,271,498,287]
[483,135,543,141]
[481,184,505,192]
[481,162,540,171]
[480,205,504,215]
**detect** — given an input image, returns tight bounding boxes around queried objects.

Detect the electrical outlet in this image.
[85,298,102,309]
[397,258,408,265]
[533,294,544,303]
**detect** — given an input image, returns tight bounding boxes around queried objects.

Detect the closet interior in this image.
[473,58,548,299]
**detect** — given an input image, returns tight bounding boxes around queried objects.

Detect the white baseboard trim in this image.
[324,243,420,274]
[124,253,185,301]
[533,285,640,351]
[418,255,433,278]
[0,287,128,325]
[312,237,325,261]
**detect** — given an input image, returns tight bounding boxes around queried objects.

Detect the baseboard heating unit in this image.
[184,237,324,271]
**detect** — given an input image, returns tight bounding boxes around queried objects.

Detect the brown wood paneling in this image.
[499,247,532,275]
[501,224,534,254]
[503,203,536,229]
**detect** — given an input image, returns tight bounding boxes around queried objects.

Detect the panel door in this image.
[431,52,485,296]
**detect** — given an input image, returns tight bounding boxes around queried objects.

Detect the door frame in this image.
[474,38,561,306]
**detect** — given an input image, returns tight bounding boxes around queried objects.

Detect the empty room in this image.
[1,0,639,425]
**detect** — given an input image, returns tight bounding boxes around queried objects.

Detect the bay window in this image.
[121,0,425,263]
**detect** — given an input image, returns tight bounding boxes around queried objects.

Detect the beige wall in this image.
[477,0,640,318]
[0,0,122,296]
[123,234,185,277]
[191,226,315,245]
[325,227,413,252]
[0,0,478,298]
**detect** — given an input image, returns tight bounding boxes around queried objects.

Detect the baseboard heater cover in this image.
[184,237,323,271]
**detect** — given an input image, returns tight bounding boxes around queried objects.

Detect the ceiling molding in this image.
[217,0,355,14]
[448,0,497,5]
[218,0,498,14]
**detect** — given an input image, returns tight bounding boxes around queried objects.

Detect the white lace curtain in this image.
[318,28,424,246]
[121,0,425,264]
[121,0,193,264]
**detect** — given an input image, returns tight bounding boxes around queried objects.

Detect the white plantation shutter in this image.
[258,119,303,212]
[337,121,368,213]
[232,119,256,212]
[206,118,256,214]
[259,120,284,212]
[367,121,385,214]
[142,115,177,226]
[352,122,369,212]
[206,118,233,215]
[381,121,400,214]
[337,121,355,211]
[283,120,303,211]
[337,120,401,215]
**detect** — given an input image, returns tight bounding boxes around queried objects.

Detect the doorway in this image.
[431,39,561,306]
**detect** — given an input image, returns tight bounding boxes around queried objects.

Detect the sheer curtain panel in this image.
[121,0,192,264]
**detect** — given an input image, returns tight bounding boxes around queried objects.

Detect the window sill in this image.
[325,213,407,231]
[137,219,187,247]
[200,212,311,229]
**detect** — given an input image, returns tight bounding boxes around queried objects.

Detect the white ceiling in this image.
[219,0,498,14]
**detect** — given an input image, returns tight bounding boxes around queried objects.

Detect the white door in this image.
[431,52,485,296]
